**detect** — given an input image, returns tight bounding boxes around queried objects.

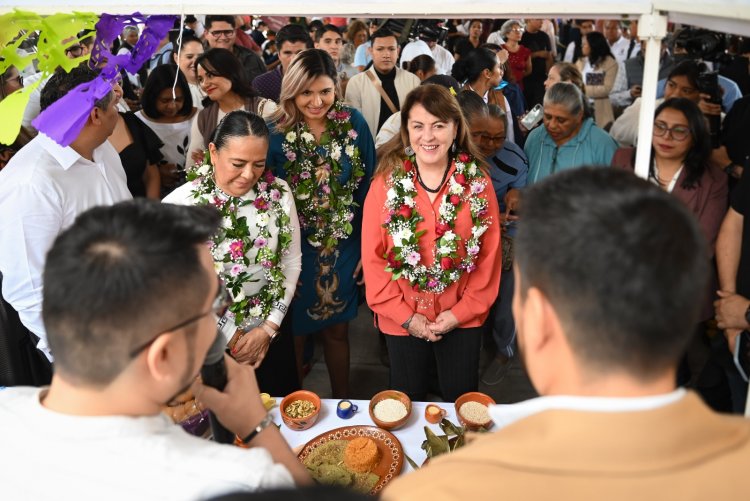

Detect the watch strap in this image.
[745,304,750,326]
[239,413,273,444]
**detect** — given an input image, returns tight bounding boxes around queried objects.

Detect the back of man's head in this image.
[40,66,110,112]
[515,167,709,380]
[43,200,220,386]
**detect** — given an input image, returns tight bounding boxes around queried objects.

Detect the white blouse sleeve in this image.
[266,183,302,327]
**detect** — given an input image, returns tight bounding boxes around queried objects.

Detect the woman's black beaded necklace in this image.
[414,155,452,194]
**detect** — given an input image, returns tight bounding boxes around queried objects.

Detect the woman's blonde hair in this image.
[270,48,341,131]
[377,84,487,177]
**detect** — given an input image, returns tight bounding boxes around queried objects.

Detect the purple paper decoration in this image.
[33,13,177,146]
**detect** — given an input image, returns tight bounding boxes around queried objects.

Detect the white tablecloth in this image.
[270,398,459,473]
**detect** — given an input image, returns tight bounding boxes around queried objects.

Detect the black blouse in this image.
[118,112,164,197]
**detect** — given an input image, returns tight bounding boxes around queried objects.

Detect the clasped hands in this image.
[714,290,750,354]
[231,321,279,368]
[406,311,459,342]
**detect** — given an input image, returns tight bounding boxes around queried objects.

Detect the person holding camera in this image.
[0,200,311,499]
[611,59,720,147]
[667,29,743,114]
[421,26,456,76]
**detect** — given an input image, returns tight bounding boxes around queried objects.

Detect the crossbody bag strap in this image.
[365,70,398,114]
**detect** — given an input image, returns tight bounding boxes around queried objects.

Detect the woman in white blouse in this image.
[136,65,197,196]
[164,110,302,395]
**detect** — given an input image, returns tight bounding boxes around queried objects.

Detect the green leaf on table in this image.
[439,418,463,437]
[405,454,421,471]
[425,426,449,456]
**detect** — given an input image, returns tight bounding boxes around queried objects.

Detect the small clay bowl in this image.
[280,390,321,431]
[454,391,496,431]
[369,390,412,431]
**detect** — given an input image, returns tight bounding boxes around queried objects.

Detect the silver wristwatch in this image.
[239,413,274,444]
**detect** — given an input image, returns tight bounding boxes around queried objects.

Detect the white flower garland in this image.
[280,102,365,249]
[383,153,492,293]
[188,158,292,328]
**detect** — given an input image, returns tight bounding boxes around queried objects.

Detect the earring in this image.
[451,141,457,154]
[404,145,415,156]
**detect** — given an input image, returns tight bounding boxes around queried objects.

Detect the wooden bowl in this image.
[280,390,321,431]
[369,390,412,431]
[454,392,496,431]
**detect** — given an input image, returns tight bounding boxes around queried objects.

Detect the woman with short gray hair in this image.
[500,20,531,91]
[523,82,618,184]
[499,19,524,39]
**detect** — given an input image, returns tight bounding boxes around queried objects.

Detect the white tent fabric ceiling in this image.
[6,0,750,39]
[3,0,750,177]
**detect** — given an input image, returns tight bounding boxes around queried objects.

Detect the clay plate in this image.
[297,425,404,495]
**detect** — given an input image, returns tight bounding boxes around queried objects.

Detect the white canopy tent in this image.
[3,0,750,178]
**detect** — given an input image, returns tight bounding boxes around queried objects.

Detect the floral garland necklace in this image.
[281,101,365,249]
[187,156,292,328]
[383,151,492,293]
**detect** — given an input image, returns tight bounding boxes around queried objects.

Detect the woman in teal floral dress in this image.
[267,49,375,398]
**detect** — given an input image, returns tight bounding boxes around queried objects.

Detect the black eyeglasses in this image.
[65,45,84,57]
[480,134,506,144]
[653,121,690,141]
[209,29,235,39]
[128,278,233,358]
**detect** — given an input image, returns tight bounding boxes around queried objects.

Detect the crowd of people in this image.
[1,14,750,499]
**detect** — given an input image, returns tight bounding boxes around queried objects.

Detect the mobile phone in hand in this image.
[521,104,544,130]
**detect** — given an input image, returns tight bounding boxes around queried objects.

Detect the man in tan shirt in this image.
[384,168,750,501]
[345,28,420,138]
